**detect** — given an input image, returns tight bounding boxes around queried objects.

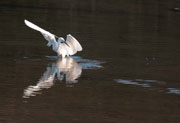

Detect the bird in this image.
[24,19,83,58]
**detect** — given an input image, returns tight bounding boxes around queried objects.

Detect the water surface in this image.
[0,0,180,123]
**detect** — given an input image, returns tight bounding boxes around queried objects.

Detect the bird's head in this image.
[58,37,65,43]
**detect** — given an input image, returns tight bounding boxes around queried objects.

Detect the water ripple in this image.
[115,79,180,95]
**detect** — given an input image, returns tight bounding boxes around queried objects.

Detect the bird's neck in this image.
[52,40,60,51]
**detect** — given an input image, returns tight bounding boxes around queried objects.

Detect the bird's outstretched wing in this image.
[24,19,56,44]
[65,34,83,55]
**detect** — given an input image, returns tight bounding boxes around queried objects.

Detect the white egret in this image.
[24,19,83,58]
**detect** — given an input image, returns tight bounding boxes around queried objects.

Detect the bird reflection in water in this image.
[23,57,82,98]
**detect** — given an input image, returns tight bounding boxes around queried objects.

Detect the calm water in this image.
[0,0,180,123]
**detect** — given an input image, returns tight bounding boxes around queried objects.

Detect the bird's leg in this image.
[62,54,66,58]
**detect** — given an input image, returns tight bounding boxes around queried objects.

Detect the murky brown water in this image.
[0,0,180,123]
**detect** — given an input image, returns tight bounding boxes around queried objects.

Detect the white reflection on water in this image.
[167,88,180,94]
[23,57,81,98]
[115,79,151,87]
[56,58,82,83]
[115,79,180,95]
[23,56,103,98]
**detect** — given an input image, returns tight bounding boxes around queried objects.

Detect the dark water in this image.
[0,0,180,123]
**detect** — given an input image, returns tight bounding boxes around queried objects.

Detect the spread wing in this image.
[24,19,56,46]
[65,34,83,55]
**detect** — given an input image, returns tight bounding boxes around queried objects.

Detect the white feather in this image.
[24,19,56,43]
[25,19,49,34]
[65,34,83,55]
